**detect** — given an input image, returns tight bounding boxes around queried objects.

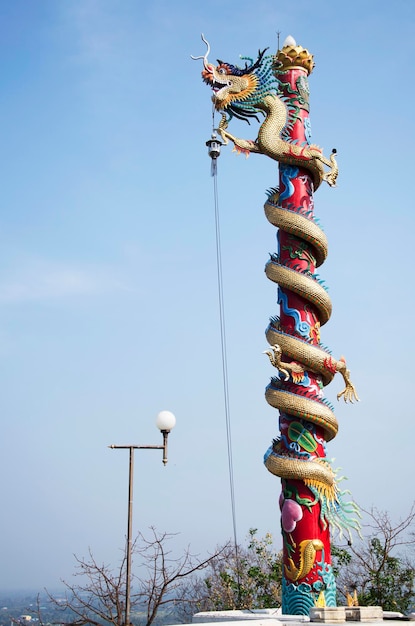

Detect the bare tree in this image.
[332,503,415,613]
[137,528,229,626]
[44,527,229,626]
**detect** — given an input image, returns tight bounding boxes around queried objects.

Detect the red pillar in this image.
[264,43,337,613]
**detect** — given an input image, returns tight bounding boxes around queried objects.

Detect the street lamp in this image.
[109,410,176,626]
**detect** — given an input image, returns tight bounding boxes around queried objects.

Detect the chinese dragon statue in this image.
[193,35,360,614]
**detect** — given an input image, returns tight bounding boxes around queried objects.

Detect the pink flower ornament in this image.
[281,498,303,533]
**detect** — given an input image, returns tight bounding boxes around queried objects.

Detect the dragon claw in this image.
[337,382,360,404]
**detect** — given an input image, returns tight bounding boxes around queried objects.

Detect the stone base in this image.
[345,607,383,622]
[192,611,283,623]
[309,607,346,623]
[191,610,310,623]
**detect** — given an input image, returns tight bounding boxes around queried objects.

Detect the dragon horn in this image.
[191,33,211,71]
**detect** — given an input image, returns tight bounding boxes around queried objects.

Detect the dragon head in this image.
[192,35,277,122]
[202,58,262,111]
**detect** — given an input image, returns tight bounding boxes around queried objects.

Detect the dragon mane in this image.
[216,49,280,124]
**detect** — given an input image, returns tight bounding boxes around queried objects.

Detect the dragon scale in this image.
[195,35,359,614]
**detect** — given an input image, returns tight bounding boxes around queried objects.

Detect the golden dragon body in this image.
[217,99,338,190]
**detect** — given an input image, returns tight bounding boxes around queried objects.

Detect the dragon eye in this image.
[218,68,226,74]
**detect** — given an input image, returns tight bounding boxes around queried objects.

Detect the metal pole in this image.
[125,446,134,626]
[108,428,173,626]
[161,431,168,465]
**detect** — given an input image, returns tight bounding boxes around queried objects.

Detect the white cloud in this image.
[0,260,131,304]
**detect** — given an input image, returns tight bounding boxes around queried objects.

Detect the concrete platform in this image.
[181,608,415,626]
[345,607,383,622]
[193,610,309,623]
[309,607,346,623]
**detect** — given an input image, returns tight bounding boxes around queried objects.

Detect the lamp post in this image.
[109,410,176,626]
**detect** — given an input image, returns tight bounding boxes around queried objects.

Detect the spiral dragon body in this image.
[194,35,359,614]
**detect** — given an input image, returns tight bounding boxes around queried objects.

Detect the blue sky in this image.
[1,0,415,591]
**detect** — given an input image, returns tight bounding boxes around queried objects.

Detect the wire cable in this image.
[209,110,241,603]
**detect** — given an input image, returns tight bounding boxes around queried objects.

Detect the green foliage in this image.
[332,505,415,614]
[357,537,414,613]
[195,529,282,611]
[330,545,351,578]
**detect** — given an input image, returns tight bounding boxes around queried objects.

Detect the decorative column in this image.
[194,33,359,616]
[263,39,338,614]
